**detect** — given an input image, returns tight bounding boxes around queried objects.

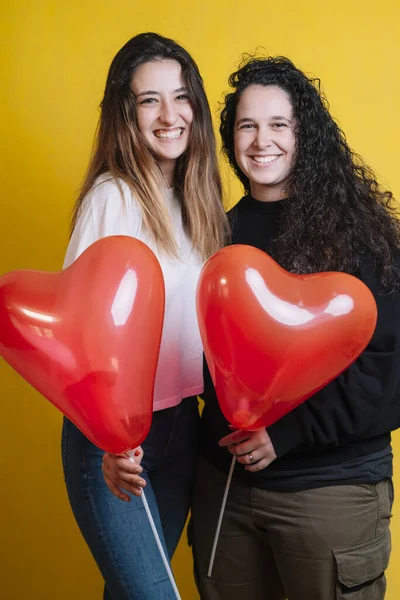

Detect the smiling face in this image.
[131,59,193,183]
[234,85,296,202]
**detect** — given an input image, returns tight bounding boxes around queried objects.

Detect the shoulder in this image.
[227,196,247,216]
[359,247,400,288]
[63,173,141,267]
[227,196,247,226]
[82,173,133,214]
[78,173,143,230]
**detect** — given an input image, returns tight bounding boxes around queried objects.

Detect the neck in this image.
[250,182,287,202]
[159,158,176,188]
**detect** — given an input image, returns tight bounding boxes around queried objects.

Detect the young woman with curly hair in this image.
[191,56,400,600]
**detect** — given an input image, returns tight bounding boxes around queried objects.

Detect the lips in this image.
[153,127,184,140]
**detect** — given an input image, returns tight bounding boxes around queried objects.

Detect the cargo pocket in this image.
[333,529,391,599]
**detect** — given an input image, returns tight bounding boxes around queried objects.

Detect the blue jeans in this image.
[62,396,200,600]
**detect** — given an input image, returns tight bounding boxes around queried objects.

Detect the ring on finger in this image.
[248,453,256,463]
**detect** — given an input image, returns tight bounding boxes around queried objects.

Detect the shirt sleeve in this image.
[63,178,141,268]
[267,279,400,458]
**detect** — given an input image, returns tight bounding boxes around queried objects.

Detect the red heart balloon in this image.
[197,245,377,430]
[0,236,165,454]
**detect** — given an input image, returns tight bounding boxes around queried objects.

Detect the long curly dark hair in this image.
[220,55,400,291]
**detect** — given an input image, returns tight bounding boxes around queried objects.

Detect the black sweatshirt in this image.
[200,196,400,491]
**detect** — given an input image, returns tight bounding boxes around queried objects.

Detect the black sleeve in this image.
[268,280,400,458]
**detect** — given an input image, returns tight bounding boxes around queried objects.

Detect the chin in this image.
[160,151,184,161]
[166,147,188,158]
[253,178,276,186]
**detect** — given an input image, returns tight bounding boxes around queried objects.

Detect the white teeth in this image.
[154,128,182,139]
[252,155,279,164]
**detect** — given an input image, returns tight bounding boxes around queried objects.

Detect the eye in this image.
[176,94,189,101]
[272,122,288,128]
[239,123,256,130]
[139,97,158,105]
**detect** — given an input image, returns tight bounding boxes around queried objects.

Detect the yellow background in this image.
[1,1,399,598]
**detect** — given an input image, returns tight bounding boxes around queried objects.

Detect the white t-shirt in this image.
[63,173,204,411]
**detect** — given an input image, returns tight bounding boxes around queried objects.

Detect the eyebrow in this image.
[135,86,187,98]
[236,116,292,125]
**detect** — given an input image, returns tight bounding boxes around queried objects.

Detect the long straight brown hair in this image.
[72,32,228,258]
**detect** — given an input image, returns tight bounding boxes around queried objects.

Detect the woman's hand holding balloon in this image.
[219,428,277,472]
[102,447,146,501]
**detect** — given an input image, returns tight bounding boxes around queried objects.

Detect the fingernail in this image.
[134,450,140,457]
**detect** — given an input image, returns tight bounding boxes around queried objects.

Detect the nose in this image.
[159,99,177,126]
[253,126,272,150]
